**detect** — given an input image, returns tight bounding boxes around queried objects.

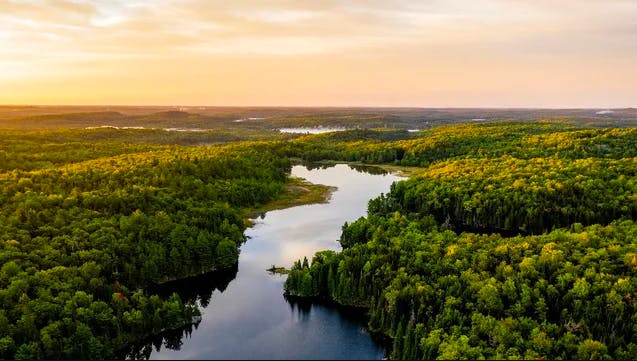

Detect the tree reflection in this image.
[347,164,389,175]
[301,161,389,175]
[284,296,391,358]
[120,265,238,359]
[146,264,238,306]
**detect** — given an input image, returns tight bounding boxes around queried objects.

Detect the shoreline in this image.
[308,159,423,177]
[244,176,337,225]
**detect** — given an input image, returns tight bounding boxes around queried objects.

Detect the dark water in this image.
[127,164,404,360]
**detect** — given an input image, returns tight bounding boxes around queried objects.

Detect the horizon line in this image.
[1,104,635,110]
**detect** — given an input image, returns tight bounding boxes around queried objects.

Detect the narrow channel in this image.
[130,164,404,359]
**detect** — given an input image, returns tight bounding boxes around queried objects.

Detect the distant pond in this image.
[278,127,349,134]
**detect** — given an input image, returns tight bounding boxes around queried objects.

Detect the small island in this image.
[266,265,290,275]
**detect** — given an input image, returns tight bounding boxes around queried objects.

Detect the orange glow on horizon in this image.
[1,0,636,107]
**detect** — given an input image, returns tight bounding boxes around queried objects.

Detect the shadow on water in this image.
[347,164,389,175]
[285,296,369,324]
[146,264,238,306]
[120,265,239,359]
[123,323,197,360]
[285,297,391,359]
[302,161,389,176]
[122,266,390,360]
[122,164,401,359]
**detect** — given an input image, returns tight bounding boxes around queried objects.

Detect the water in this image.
[278,127,349,134]
[127,164,404,360]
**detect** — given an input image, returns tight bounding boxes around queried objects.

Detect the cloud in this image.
[2,0,634,57]
[0,0,635,106]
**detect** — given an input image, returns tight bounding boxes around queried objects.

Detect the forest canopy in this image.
[0,134,290,359]
[1,113,637,359]
[285,122,637,360]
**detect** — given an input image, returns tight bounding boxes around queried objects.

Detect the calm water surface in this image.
[131,164,403,360]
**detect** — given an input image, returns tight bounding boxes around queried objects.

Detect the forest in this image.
[1,107,637,359]
[0,131,290,359]
[285,122,637,359]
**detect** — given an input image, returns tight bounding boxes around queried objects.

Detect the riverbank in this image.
[120,173,336,357]
[244,176,336,225]
[140,163,397,359]
[310,159,424,177]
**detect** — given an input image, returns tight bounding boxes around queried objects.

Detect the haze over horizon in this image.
[1,0,636,108]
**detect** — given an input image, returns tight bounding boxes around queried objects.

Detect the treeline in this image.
[287,217,637,359]
[285,122,637,359]
[4,120,637,359]
[0,138,290,359]
[372,156,637,234]
[278,123,637,165]
[0,128,290,172]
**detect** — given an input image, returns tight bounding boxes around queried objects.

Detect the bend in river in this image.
[127,164,404,360]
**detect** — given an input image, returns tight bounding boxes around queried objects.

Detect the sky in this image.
[1,0,636,107]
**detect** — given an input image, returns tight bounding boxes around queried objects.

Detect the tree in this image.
[577,340,609,360]
[15,342,38,360]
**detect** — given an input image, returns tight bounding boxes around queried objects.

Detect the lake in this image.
[278,127,349,134]
[126,164,404,360]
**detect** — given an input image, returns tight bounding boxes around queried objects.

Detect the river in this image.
[126,164,404,359]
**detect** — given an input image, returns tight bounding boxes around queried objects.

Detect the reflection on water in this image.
[285,297,392,348]
[125,323,198,360]
[347,164,390,175]
[125,164,404,360]
[301,162,389,176]
[147,265,239,307]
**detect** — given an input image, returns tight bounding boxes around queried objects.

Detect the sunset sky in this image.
[1,0,636,107]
